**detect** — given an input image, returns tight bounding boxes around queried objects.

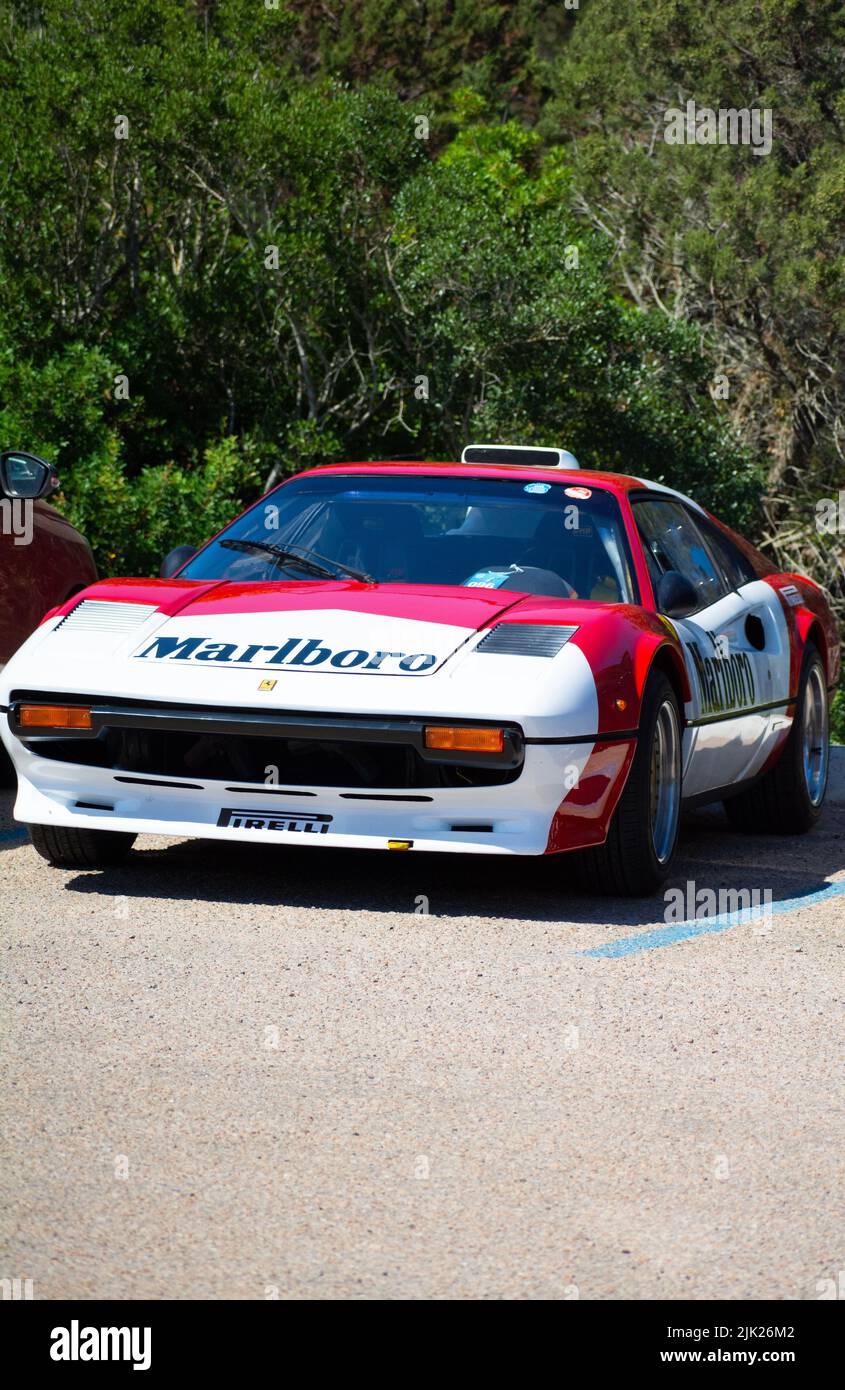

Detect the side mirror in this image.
[160,544,196,579]
[656,569,699,619]
[0,450,59,500]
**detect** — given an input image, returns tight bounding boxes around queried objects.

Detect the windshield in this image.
[180,473,637,603]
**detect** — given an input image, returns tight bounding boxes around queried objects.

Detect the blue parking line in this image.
[582,878,845,958]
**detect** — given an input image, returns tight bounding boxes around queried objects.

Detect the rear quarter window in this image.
[695,516,758,588]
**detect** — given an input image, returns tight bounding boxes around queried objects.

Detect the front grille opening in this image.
[27,728,520,790]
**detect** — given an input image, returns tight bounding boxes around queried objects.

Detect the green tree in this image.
[540,0,845,509]
[0,0,763,574]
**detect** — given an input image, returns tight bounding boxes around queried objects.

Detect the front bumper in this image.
[2,672,639,854]
[4,733,608,856]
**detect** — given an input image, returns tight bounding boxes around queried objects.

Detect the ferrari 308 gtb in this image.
[1,444,838,895]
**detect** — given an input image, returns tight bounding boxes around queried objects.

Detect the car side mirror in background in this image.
[0,450,59,500]
[656,569,699,619]
[160,544,196,578]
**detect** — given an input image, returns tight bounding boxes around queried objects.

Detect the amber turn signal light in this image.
[424,725,504,753]
[19,704,92,730]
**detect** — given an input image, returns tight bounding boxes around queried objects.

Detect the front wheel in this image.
[27,822,137,868]
[572,670,682,896]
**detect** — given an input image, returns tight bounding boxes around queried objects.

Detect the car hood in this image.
[50,576,525,669]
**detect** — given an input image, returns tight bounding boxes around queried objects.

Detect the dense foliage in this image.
[1,0,765,578]
[0,2,842,733]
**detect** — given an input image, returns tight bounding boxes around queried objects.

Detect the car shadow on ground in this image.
[57,811,844,928]
[2,783,840,929]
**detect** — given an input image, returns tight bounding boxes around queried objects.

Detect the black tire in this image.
[723,642,829,835]
[27,822,136,868]
[572,670,682,896]
[0,742,16,788]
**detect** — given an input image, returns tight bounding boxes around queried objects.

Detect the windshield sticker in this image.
[463,568,517,589]
[565,486,592,500]
[523,482,551,494]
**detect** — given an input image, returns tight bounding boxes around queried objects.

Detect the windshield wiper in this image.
[283,540,374,584]
[219,537,373,584]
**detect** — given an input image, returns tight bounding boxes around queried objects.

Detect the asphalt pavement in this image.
[1,787,843,1300]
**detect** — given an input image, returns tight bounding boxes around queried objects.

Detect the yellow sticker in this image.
[258,679,277,691]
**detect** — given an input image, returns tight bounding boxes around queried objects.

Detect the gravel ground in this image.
[1,788,843,1301]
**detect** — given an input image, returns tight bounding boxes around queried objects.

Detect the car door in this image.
[691,511,793,779]
[631,496,784,798]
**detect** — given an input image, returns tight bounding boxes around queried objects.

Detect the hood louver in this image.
[54,599,160,634]
[475,623,578,657]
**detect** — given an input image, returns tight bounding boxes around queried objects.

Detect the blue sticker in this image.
[524,482,551,494]
[463,568,513,589]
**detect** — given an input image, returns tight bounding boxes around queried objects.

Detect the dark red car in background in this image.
[0,450,96,672]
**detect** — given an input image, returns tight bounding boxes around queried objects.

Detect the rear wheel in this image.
[27,822,136,868]
[572,670,682,896]
[724,642,829,834]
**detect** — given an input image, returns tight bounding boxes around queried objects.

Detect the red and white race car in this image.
[1,445,839,894]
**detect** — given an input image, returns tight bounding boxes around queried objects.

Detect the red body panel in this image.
[179,580,526,628]
[47,576,539,629]
[546,740,637,853]
[292,461,649,493]
[764,573,841,693]
[44,577,222,624]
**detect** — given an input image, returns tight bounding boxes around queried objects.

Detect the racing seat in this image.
[332,503,426,582]
[522,512,623,601]
[521,513,578,595]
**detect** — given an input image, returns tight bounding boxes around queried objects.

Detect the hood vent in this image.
[54,599,160,634]
[475,623,577,657]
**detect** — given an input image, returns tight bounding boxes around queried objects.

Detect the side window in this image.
[633,498,727,610]
[695,516,758,589]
